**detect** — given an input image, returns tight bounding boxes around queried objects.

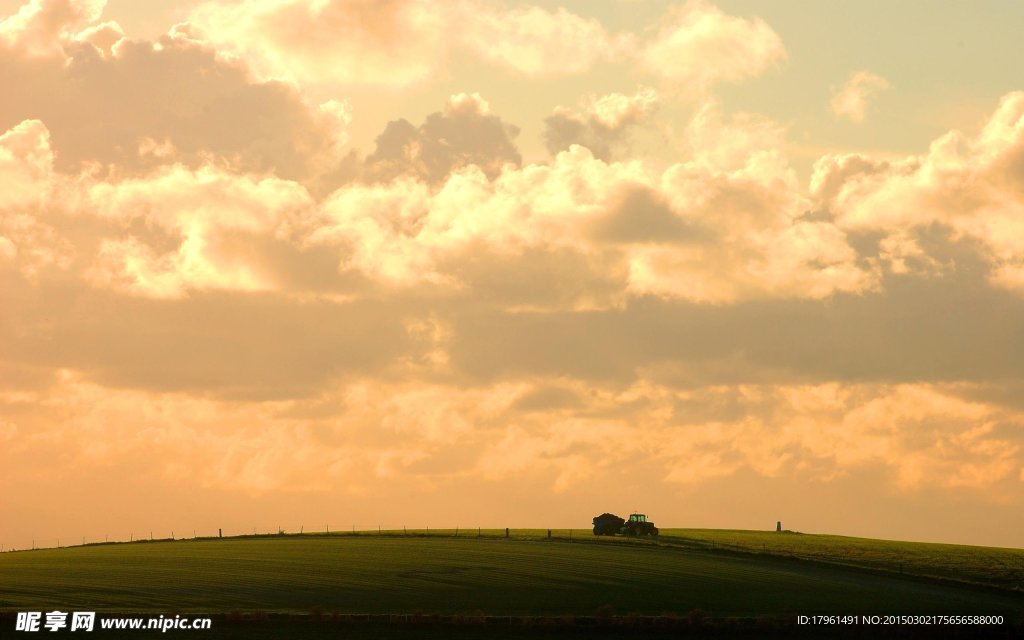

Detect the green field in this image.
[1,530,1021,622]
[658,529,1024,592]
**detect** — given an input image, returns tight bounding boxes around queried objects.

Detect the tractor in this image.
[592,512,659,537]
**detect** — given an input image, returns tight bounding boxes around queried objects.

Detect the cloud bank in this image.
[2,0,1023,550]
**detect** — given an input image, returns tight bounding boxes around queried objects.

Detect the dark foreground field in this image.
[1,531,1021,638]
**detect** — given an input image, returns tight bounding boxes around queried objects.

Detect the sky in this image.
[1,0,1023,551]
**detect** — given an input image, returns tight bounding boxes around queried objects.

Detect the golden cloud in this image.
[4,373,1020,499]
[820,91,1024,292]
[831,71,891,123]
[639,0,785,90]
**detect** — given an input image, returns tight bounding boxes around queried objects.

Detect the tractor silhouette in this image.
[592,512,659,537]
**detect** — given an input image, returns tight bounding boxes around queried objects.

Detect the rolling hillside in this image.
[2,530,1021,619]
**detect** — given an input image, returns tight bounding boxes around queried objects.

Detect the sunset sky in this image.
[2,0,1024,551]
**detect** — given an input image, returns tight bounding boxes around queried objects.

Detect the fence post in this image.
[505,528,509,538]
[218,528,222,539]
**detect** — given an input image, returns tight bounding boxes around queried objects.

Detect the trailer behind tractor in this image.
[592,512,659,537]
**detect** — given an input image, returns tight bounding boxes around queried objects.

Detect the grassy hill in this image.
[657,528,1024,592]
[1,529,1021,621]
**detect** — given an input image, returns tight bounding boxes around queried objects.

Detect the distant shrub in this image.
[595,604,614,622]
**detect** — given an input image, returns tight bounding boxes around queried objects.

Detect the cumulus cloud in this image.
[659,383,1022,491]
[0,119,73,279]
[818,91,1024,293]
[458,3,622,77]
[544,87,658,160]
[630,103,866,305]
[591,187,708,244]
[831,71,891,122]
[26,85,1024,318]
[0,116,323,298]
[0,0,103,57]
[184,0,784,87]
[0,7,347,181]
[0,118,53,210]
[73,19,123,57]
[626,220,869,302]
[186,0,625,85]
[299,97,872,303]
[4,374,1020,502]
[187,0,446,87]
[307,145,624,288]
[84,164,317,298]
[6,0,1024,550]
[364,93,521,184]
[0,235,15,261]
[638,0,785,90]
[6,372,1023,547]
